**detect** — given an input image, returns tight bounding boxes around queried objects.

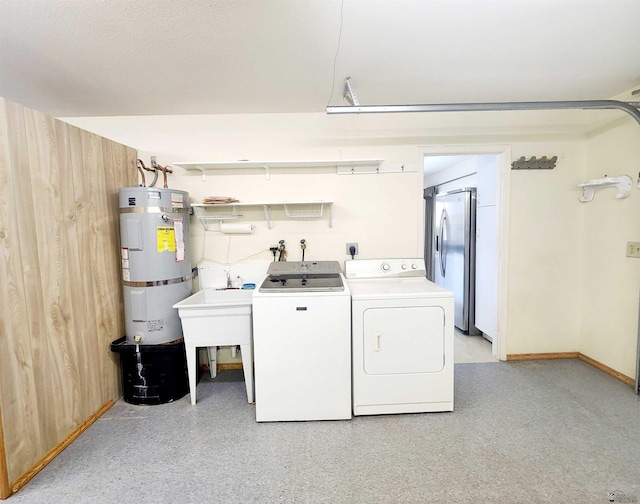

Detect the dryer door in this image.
[363,306,445,375]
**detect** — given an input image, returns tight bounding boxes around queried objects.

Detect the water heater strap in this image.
[119,206,189,214]
[123,274,194,288]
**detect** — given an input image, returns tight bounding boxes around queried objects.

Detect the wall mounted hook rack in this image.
[511,156,557,170]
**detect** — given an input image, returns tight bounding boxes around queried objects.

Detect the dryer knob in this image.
[411,263,417,269]
[401,264,407,270]
[381,263,390,272]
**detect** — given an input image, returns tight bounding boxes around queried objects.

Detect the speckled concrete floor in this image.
[8,360,640,504]
[454,330,498,363]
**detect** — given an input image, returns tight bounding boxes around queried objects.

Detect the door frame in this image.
[416,144,511,361]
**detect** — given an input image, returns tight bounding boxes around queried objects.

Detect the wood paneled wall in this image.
[0,98,136,498]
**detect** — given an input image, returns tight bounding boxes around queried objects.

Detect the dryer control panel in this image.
[345,258,426,279]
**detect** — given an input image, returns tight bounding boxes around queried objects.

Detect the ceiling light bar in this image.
[342,77,360,106]
[326,100,640,126]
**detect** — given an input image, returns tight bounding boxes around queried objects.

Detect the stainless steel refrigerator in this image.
[432,188,480,334]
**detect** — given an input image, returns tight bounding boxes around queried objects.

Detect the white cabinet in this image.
[474,205,498,340]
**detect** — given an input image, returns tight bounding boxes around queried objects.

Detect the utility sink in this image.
[175,287,253,309]
[173,288,254,405]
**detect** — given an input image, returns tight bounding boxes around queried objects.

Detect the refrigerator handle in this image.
[439,209,448,277]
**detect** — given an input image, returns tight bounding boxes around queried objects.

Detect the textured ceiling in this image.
[1,0,639,117]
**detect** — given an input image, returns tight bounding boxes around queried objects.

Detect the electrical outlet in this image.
[627,242,640,258]
[346,242,359,256]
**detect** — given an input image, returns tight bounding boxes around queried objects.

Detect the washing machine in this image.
[252,261,351,422]
[345,258,454,416]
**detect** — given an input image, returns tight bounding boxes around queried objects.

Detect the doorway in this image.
[417,146,511,361]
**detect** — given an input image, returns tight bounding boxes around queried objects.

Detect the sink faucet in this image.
[226,271,232,289]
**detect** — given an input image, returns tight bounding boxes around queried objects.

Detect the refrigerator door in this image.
[433,190,477,333]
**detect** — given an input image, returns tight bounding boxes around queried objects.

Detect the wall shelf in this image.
[191,201,333,230]
[578,175,632,202]
[173,159,385,181]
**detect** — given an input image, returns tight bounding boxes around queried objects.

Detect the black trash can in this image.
[110,337,189,405]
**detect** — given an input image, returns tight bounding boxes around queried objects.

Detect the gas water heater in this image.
[119,186,193,345]
[112,185,192,405]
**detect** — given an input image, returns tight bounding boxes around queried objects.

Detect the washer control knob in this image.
[411,263,418,269]
[381,263,390,272]
[401,264,407,270]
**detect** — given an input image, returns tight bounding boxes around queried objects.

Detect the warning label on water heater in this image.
[171,192,184,208]
[173,217,185,262]
[157,227,176,252]
[121,247,130,280]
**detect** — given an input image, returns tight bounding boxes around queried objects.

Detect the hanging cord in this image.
[201,229,208,264]
[225,235,232,264]
[199,246,274,266]
[326,0,345,107]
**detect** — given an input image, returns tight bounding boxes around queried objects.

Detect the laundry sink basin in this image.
[173,288,255,405]
[173,288,253,346]
[175,288,253,308]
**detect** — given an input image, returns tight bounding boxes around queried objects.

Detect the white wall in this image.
[68,113,429,264]
[506,139,586,354]
[182,168,420,266]
[64,109,639,377]
[581,116,640,378]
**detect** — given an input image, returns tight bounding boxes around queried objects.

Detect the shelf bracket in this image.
[262,204,272,229]
[343,77,360,106]
[578,175,632,202]
[263,165,270,180]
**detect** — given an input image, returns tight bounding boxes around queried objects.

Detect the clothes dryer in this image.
[345,258,454,416]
